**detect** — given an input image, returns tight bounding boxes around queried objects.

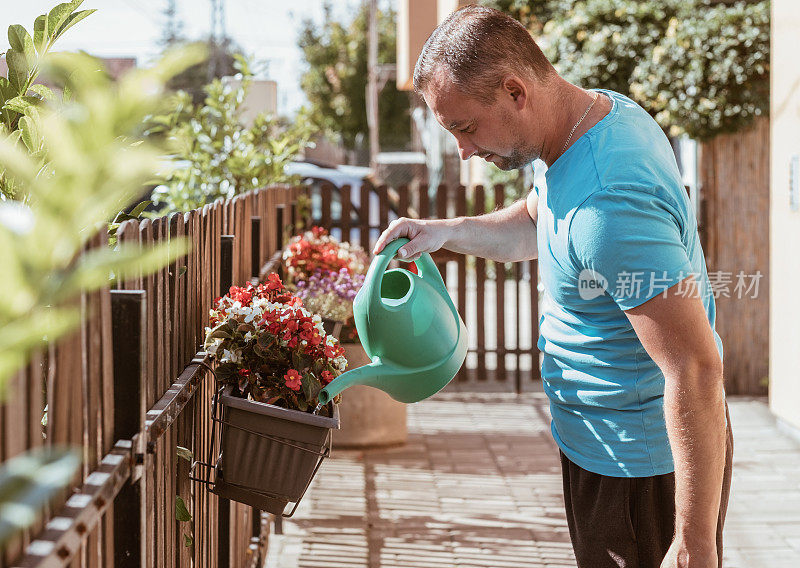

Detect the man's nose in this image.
[455,135,479,161]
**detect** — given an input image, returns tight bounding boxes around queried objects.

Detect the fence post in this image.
[111,289,147,567]
[275,205,285,249]
[218,235,234,568]
[220,235,234,294]
[251,217,261,279]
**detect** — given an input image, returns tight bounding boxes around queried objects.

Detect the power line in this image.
[120,0,163,27]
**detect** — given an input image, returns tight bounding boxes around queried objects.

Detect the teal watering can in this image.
[317,238,468,405]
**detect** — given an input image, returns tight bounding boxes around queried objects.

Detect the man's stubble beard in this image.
[493,108,540,171]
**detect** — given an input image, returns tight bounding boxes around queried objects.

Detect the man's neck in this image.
[540,83,612,168]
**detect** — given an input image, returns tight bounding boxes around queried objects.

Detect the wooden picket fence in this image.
[0,185,304,568]
[311,181,542,392]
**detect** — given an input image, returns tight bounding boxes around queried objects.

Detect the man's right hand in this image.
[372,217,454,261]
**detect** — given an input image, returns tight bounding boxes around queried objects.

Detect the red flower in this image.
[238,368,251,377]
[284,369,302,391]
[324,343,342,359]
[266,272,283,291]
[320,370,334,385]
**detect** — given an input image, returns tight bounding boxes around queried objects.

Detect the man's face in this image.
[423,73,540,171]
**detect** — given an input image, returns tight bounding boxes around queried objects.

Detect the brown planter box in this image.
[213,386,339,516]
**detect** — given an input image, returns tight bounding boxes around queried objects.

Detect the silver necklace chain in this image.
[561,91,599,155]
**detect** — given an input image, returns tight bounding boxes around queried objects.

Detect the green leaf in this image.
[205,327,232,341]
[183,533,193,547]
[18,116,42,153]
[28,84,54,100]
[2,95,38,116]
[175,495,191,522]
[0,447,81,547]
[47,2,79,37]
[53,9,96,42]
[129,200,152,217]
[5,49,30,92]
[57,239,191,298]
[7,25,35,62]
[301,372,311,401]
[32,15,49,54]
[256,333,274,349]
[176,446,193,462]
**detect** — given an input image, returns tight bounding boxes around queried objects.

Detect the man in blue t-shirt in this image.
[374,6,732,568]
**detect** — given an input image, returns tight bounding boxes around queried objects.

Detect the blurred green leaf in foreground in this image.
[0,44,206,393]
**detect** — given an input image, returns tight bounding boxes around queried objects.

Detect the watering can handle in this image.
[369,238,448,309]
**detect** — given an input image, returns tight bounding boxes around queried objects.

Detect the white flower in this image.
[222,349,241,363]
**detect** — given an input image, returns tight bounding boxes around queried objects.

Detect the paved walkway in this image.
[264,393,800,568]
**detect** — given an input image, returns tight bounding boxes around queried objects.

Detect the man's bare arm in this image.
[624,277,726,567]
[372,189,538,262]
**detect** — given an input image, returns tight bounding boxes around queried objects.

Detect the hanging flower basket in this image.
[195,274,348,516]
[212,386,339,516]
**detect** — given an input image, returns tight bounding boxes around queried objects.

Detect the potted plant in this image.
[282,226,369,285]
[202,274,347,515]
[288,234,408,449]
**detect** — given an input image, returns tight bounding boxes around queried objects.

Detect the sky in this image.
[1,0,365,115]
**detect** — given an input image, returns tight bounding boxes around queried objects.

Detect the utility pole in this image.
[366,0,380,170]
[208,0,227,81]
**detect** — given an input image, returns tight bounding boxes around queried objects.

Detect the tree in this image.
[298,3,411,155]
[147,56,314,214]
[486,0,770,140]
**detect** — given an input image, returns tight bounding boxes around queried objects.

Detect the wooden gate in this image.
[311,181,542,392]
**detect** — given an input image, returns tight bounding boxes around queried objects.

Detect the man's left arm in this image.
[624,276,726,568]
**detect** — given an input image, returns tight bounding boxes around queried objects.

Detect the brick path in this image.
[264,393,800,568]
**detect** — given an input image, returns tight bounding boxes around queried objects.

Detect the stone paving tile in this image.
[265,394,800,568]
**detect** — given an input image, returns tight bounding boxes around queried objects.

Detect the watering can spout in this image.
[317,359,384,405]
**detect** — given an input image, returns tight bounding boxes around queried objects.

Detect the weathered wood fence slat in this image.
[1,185,303,568]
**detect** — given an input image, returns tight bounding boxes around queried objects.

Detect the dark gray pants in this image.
[560,404,733,568]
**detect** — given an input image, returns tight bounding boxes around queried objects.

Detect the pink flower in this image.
[284,369,302,391]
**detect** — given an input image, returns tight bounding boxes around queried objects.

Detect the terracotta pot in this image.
[213,386,339,516]
[333,343,408,448]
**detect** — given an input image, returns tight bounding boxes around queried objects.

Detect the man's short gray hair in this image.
[413,5,553,104]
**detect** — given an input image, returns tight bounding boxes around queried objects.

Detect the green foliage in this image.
[480,0,559,33]
[147,56,315,214]
[542,0,683,97]
[175,495,191,522]
[298,3,411,153]
[484,164,529,201]
[0,0,96,200]
[629,1,769,139]
[492,0,770,140]
[0,46,205,391]
[0,447,81,547]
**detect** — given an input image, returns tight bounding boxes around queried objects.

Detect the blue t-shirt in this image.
[535,89,723,477]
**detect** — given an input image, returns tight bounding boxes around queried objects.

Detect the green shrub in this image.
[147,56,315,214]
[491,0,770,140]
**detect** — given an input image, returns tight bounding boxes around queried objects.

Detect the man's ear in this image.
[502,75,527,110]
